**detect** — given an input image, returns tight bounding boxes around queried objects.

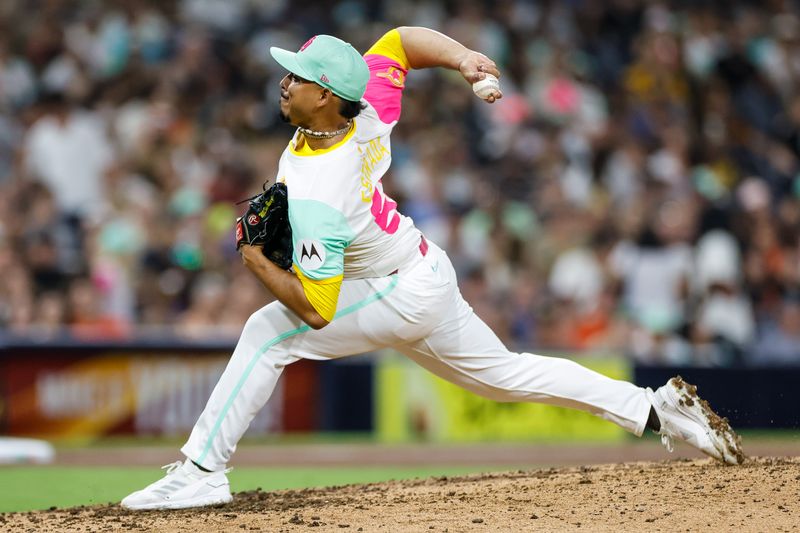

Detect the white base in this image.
[0,437,55,464]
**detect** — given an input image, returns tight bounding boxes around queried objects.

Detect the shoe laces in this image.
[160,460,233,476]
[161,461,184,475]
[657,413,676,453]
[660,433,674,453]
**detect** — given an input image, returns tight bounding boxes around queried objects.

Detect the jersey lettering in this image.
[370,184,400,234]
[359,138,390,202]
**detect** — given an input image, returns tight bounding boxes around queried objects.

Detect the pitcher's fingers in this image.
[477,63,501,79]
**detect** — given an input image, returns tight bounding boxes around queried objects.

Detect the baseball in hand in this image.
[472,73,500,100]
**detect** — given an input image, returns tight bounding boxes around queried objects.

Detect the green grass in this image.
[0,465,498,513]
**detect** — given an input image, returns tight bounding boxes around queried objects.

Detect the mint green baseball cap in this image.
[270,35,369,102]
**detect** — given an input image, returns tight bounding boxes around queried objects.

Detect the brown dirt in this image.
[671,375,746,464]
[3,456,798,532]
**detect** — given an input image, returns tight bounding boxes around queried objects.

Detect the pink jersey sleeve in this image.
[363,55,407,124]
[363,30,409,124]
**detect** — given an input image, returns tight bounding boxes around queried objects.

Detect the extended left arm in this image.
[240,244,329,330]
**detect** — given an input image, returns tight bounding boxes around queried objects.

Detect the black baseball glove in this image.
[235,182,293,270]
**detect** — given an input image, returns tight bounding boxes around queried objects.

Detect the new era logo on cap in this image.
[320,74,330,83]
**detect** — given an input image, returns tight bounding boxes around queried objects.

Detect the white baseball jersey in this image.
[272,31,428,322]
[280,100,422,281]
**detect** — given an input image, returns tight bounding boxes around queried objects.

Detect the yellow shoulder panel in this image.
[365,29,410,70]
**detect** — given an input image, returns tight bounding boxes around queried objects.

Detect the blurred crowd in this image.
[0,0,798,366]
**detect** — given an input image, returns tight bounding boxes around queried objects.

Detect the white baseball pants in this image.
[182,241,652,470]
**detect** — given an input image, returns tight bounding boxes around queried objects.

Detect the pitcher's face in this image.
[279,72,322,126]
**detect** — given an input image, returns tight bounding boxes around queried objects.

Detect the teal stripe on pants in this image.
[196,275,399,465]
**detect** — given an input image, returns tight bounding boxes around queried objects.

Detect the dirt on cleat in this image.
[671,375,746,465]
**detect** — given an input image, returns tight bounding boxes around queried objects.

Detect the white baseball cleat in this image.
[121,460,233,510]
[648,376,745,465]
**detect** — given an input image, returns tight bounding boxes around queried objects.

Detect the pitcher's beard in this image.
[279,110,290,123]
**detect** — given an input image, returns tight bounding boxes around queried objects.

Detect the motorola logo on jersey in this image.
[297,239,325,271]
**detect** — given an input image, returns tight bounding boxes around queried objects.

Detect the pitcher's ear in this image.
[318,87,331,103]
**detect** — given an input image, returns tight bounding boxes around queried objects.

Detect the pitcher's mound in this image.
[4,456,798,532]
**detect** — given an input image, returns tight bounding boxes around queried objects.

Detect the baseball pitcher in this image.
[122,27,743,510]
